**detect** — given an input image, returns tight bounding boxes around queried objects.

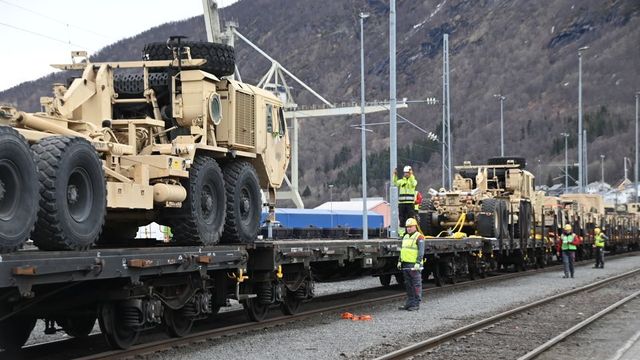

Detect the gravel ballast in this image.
[150,255,640,360]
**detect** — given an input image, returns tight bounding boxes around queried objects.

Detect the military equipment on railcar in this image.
[0,37,290,253]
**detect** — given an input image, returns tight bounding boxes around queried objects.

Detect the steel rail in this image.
[22,253,634,359]
[74,262,580,360]
[374,267,640,360]
[517,289,640,360]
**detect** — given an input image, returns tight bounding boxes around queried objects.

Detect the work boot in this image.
[398,305,408,310]
[406,306,419,311]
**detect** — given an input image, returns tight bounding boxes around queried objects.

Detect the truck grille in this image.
[235,92,255,148]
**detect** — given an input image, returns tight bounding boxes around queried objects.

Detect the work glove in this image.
[397,262,402,270]
[413,263,421,271]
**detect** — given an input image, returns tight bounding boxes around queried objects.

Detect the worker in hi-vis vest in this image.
[561,224,577,278]
[593,227,607,269]
[393,165,417,236]
[397,218,425,311]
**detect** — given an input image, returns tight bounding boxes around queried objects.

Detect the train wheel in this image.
[163,308,193,338]
[0,314,35,351]
[171,156,225,245]
[32,137,106,250]
[59,315,96,338]
[394,273,405,287]
[0,127,39,253]
[280,291,302,315]
[222,161,261,244]
[243,298,270,322]
[98,302,140,349]
[433,265,443,287]
[379,274,392,287]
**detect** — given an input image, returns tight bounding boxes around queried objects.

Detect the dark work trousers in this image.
[562,250,575,277]
[399,203,416,227]
[595,247,605,268]
[402,267,422,308]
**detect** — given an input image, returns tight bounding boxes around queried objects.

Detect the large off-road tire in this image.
[478,198,502,238]
[0,127,39,253]
[170,156,225,245]
[113,73,170,95]
[31,137,106,251]
[222,161,262,244]
[143,41,235,78]
[514,201,533,241]
[487,156,526,169]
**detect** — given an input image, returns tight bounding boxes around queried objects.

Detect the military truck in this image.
[420,157,536,241]
[0,38,290,253]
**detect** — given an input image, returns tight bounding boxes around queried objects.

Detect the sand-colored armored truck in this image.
[560,193,605,233]
[0,38,290,253]
[421,157,535,240]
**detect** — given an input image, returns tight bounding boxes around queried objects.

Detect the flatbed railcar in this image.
[0,235,503,352]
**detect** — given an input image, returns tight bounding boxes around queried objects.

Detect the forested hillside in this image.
[1,0,639,207]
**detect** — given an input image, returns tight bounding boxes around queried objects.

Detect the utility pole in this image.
[389,0,398,237]
[577,46,589,192]
[561,133,569,193]
[494,94,506,156]
[359,12,369,240]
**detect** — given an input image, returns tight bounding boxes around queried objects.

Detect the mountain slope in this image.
[1,0,639,207]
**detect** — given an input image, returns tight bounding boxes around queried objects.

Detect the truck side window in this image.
[278,107,286,137]
[266,104,273,133]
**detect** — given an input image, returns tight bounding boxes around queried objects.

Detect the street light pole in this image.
[600,155,605,185]
[636,91,639,203]
[389,0,398,238]
[329,184,334,228]
[494,94,506,156]
[359,12,369,240]
[561,133,569,193]
[578,46,589,192]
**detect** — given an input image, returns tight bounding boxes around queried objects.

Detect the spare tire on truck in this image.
[487,156,526,169]
[143,41,235,78]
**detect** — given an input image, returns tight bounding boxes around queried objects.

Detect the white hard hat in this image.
[403,165,412,173]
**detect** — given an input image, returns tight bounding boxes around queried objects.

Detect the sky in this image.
[0,0,238,91]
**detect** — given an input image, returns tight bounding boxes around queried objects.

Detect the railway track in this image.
[373,266,640,360]
[14,253,636,360]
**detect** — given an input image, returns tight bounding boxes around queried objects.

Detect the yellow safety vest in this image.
[394,174,417,204]
[561,234,577,251]
[595,234,605,248]
[400,231,422,263]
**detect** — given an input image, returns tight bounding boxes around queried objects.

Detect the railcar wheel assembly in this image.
[59,315,97,338]
[0,310,36,352]
[98,302,141,350]
[163,307,194,338]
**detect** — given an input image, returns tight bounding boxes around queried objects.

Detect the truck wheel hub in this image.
[201,191,213,214]
[67,185,79,204]
[0,179,5,202]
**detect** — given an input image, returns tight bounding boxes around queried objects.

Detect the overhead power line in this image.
[0,21,92,51]
[0,0,111,39]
